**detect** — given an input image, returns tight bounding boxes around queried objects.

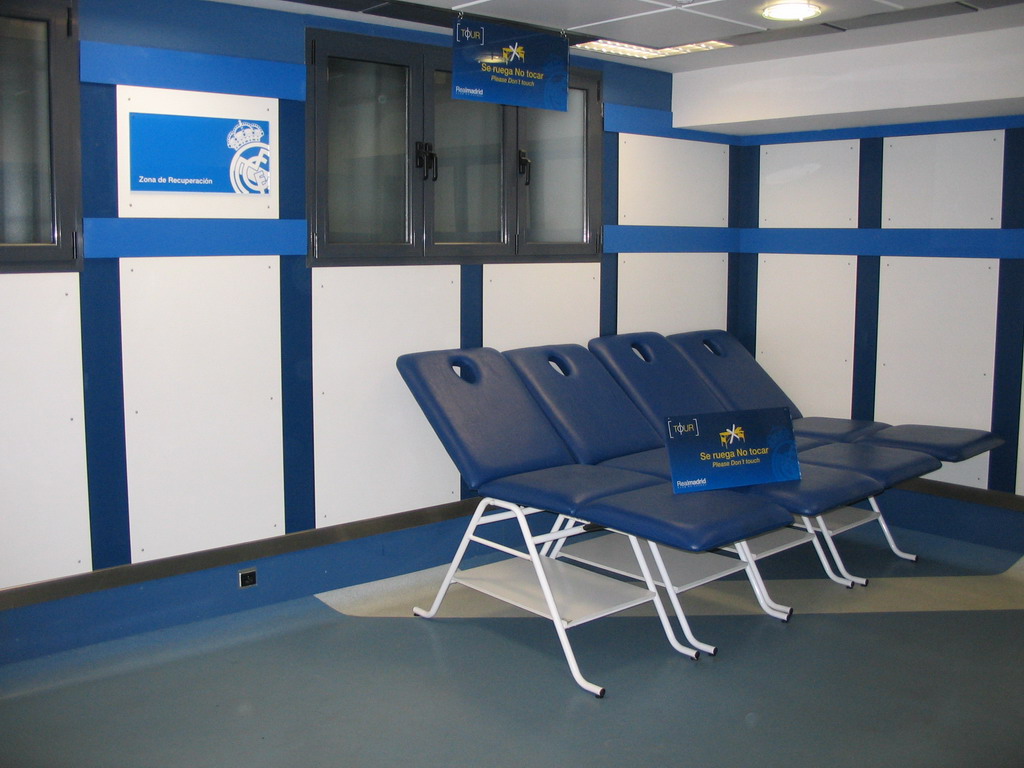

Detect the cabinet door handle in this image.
[427,145,438,182]
[518,149,531,186]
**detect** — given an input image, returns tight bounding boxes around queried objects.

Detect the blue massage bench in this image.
[397,347,795,696]
[666,329,1004,462]
[589,331,1002,586]
[504,343,884,625]
[397,333,1001,696]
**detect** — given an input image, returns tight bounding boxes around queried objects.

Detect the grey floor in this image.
[1,523,1022,768]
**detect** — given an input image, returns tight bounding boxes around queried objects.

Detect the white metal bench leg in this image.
[646,541,716,657]
[540,514,574,559]
[735,540,792,621]
[414,497,490,619]
[513,508,606,698]
[797,517,856,588]
[870,496,918,561]
[813,517,868,586]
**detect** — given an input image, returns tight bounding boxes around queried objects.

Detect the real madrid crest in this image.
[226,120,271,194]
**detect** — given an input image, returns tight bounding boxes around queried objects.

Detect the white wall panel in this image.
[618,134,728,227]
[756,253,859,418]
[617,252,728,334]
[759,140,859,228]
[313,265,460,527]
[0,273,91,589]
[883,132,1003,229]
[875,257,999,487]
[482,262,600,349]
[120,256,285,562]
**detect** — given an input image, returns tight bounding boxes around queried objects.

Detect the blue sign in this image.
[452,19,568,111]
[665,408,801,494]
[129,114,271,194]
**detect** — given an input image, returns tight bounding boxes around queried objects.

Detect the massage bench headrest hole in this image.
[702,339,725,357]
[450,360,478,384]
[630,343,653,363]
[548,356,572,377]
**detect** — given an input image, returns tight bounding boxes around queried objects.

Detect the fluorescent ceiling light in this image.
[573,38,732,59]
[761,2,822,21]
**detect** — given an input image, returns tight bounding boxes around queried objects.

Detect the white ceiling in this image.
[217,0,1024,131]
[223,0,1024,72]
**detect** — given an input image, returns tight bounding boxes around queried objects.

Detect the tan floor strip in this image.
[316,555,1024,619]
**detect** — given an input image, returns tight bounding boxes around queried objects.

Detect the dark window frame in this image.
[0,0,82,273]
[306,27,602,267]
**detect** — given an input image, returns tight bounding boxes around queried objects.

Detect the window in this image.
[307,29,601,265]
[0,0,81,273]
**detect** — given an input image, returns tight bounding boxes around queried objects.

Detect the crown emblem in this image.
[226,120,265,150]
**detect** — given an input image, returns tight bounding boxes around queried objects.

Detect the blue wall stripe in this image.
[280,254,316,534]
[851,138,884,422]
[80,0,307,63]
[84,218,307,258]
[80,83,118,219]
[79,259,132,570]
[604,225,738,253]
[600,130,619,337]
[600,253,619,338]
[460,264,483,350]
[278,99,307,221]
[727,145,760,353]
[458,263,482,500]
[80,41,306,100]
[989,260,1024,492]
[588,61,672,112]
[988,127,1024,492]
[604,225,1024,259]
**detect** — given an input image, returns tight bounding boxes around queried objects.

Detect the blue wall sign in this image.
[129,114,272,194]
[452,19,568,111]
[666,408,801,493]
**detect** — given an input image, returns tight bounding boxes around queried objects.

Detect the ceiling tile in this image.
[449,0,670,32]
[577,7,757,47]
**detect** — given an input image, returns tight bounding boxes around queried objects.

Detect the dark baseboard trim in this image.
[4,480,1020,613]
[0,498,479,612]
[898,478,1024,513]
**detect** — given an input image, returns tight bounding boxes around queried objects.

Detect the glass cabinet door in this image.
[325,57,410,246]
[517,71,601,258]
[310,32,423,262]
[0,15,53,247]
[427,67,512,257]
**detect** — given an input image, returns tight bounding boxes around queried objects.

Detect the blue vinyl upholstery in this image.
[588,332,728,434]
[667,330,803,417]
[667,330,888,442]
[397,348,576,490]
[511,343,883,519]
[478,464,659,511]
[588,331,949,495]
[667,329,1003,460]
[398,345,793,553]
[505,344,663,464]
[861,424,1003,462]
[577,484,792,553]
[799,443,941,486]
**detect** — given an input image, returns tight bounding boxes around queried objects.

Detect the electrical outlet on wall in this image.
[238,568,257,588]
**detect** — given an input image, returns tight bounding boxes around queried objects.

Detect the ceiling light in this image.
[761,2,822,21]
[573,39,732,60]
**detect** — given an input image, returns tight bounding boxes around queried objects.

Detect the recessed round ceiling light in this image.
[761,2,822,21]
